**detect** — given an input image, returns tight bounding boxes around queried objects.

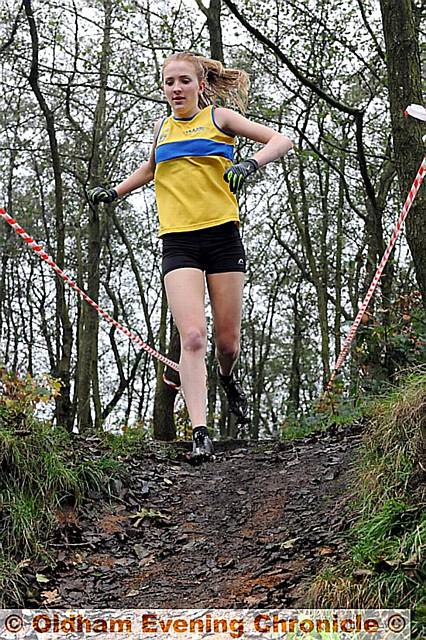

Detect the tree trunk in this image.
[194,0,224,62]
[207,0,224,62]
[298,162,331,386]
[287,287,302,418]
[207,339,218,427]
[0,140,17,341]
[153,288,179,440]
[334,137,346,360]
[77,0,112,431]
[380,0,426,307]
[24,0,73,430]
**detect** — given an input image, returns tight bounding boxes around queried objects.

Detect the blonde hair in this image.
[163,52,249,113]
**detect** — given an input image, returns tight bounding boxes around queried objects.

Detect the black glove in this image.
[87,186,118,205]
[223,158,259,194]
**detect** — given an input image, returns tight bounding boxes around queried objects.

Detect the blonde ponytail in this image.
[163,52,249,113]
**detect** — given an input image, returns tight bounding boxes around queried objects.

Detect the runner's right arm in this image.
[88,119,161,204]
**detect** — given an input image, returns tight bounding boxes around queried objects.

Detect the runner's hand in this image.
[87,186,118,205]
[223,158,259,194]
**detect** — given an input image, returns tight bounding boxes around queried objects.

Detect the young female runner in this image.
[89,52,293,458]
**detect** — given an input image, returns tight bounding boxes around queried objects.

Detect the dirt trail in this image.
[28,424,361,608]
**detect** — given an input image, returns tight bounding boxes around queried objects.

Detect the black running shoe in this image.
[218,368,249,423]
[192,426,214,459]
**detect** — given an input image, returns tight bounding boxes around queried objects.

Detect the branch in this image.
[193,0,209,17]
[356,0,385,61]
[293,127,367,221]
[222,0,380,215]
[271,223,351,321]
[354,114,379,213]
[0,1,24,55]
[222,0,361,117]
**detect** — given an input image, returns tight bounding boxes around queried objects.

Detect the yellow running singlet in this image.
[154,106,239,236]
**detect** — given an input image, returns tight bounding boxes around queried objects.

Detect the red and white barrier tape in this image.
[326,154,426,390]
[0,208,179,372]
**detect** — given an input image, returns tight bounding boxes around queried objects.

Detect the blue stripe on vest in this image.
[155,139,234,163]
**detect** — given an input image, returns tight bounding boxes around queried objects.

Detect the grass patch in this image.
[0,369,185,606]
[0,370,124,606]
[101,426,182,461]
[281,394,366,440]
[101,426,151,458]
[309,368,426,635]
[0,421,113,605]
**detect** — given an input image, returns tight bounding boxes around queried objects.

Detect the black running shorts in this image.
[162,222,247,277]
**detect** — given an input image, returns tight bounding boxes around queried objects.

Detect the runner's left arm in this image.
[216,107,293,193]
[216,107,293,166]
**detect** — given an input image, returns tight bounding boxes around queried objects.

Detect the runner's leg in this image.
[164,267,207,427]
[207,271,245,376]
[208,271,248,422]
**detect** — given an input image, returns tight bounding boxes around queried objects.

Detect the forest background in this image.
[0,0,425,440]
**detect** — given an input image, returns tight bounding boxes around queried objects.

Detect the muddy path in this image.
[26,424,361,608]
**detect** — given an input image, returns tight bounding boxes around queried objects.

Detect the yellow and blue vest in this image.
[154,106,239,236]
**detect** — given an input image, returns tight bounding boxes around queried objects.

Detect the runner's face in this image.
[163,61,205,118]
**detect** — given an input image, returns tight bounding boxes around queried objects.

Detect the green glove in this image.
[223,158,259,194]
[87,186,118,205]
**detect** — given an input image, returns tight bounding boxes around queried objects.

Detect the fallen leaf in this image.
[41,589,61,605]
[140,481,150,496]
[55,507,80,528]
[130,508,170,528]
[72,553,85,565]
[220,558,235,569]
[88,553,116,568]
[133,544,155,561]
[325,471,338,481]
[374,558,400,572]
[401,554,418,568]
[280,537,299,550]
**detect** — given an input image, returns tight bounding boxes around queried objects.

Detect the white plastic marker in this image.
[0,208,180,372]
[326,104,426,391]
[405,103,426,121]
